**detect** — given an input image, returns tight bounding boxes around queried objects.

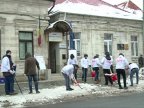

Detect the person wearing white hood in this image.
[116,53,129,89]
[101,52,113,86]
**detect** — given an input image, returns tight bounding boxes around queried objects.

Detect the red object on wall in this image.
[38,34,41,47]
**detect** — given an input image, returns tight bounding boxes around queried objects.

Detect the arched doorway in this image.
[45,20,72,73]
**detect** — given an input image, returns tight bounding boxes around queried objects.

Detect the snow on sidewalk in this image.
[0,79,144,108]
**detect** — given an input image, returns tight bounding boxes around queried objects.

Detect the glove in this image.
[10,70,15,74]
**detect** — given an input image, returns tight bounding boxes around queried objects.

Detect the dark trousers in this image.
[82,68,88,82]
[4,75,15,94]
[116,69,127,87]
[130,68,139,85]
[73,69,77,80]
[110,65,114,73]
[62,73,71,90]
[93,67,99,81]
[27,75,39,92]
[103,69,113,85]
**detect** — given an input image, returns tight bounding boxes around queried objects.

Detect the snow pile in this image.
[0,78,144,108]
[50,0,142,20]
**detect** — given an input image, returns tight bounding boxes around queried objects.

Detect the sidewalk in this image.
[0,76,144,108]
[0,77,95,95]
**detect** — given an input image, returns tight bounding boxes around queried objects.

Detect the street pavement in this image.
[30,92,144,108]
[1,74,144,108]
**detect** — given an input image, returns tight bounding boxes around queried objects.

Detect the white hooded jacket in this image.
[116,55,129,69]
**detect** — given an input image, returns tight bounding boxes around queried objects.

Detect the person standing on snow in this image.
[81,54,91,83]
[24,52,40,94]
[1,50,17,95]
[116,53,129,89]
[67,54,78,80]
[101,52,113,86]
[91,54,101,84]
[138,55,144,68]
[61,64,79,91]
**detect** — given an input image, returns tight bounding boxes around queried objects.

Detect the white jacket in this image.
[91,58,101,67]
[61,64,74,77]
[101,57,112,69]
[81,58,90,68]
[1,56,10,72]
[129,63,139,72]
[67,58,77,65]
[116,55,129,69]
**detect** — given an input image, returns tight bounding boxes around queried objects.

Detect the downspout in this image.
[48,0,56,15]
[47,0,55,70]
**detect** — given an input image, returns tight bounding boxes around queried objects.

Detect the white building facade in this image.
[0,0,52,80]
[0,0,143,80]
[49,12,143,72]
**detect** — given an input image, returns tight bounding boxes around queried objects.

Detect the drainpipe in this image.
[48,0,56,15]
[47,0,55,70]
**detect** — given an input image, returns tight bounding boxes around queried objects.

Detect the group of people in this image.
[0,50,141,94]
[62,52,140,91]
[1,50,40,95]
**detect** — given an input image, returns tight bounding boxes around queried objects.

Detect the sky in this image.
[0,71,144,108]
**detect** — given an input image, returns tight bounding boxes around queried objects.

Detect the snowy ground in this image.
[0,75,144,108]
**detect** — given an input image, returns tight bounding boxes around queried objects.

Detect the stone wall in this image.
[0,0,51,74]
[50,12,143,66]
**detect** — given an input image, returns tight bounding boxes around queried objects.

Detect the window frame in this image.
[104,33,113,55]
[19,31,34,60]
[73,32,81,56]
[131,35,138,57]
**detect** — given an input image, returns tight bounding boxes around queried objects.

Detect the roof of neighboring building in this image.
[49,0,142,20]
[115,0,141,10]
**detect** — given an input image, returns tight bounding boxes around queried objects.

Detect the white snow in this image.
[49,0,143,20]
[0,76,144,108]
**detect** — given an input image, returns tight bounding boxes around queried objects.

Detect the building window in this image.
[0,30,1,60]
[19,31,33,60]
[73,32,81,56]
[131,36,138,56]
[104,33,113,55]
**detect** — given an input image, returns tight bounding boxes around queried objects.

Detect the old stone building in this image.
[48,0,143,74]
[0,0,53,80]
[50,12,143,69]
[0,0,143,81]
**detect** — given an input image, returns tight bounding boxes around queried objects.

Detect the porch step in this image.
[51,74,63,81]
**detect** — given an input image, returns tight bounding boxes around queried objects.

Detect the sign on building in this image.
[68,49,77,60]
[49,32,63,42]
[35,56,46,70]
